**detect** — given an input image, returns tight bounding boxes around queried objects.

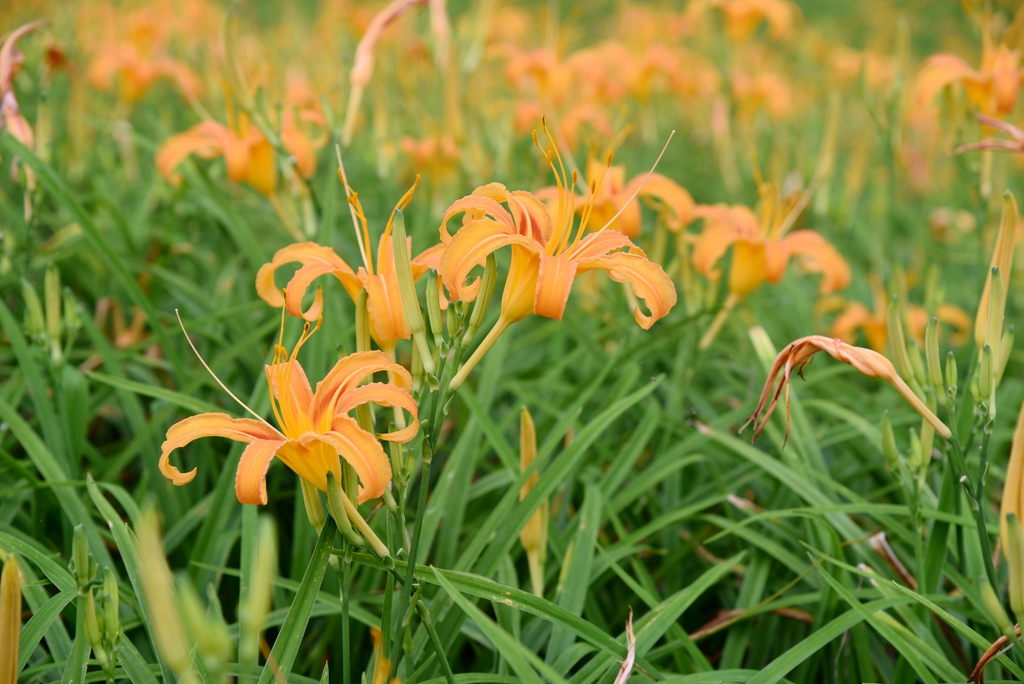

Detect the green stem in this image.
[341,543,352,684]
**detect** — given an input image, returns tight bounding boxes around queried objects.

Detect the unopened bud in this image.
[464,253,497,345]
[63,290,81,335]
[136,506,190,672]
[1006,513,1024,621]
[84,588,109,667]
[425,270,444,349]
[980,344,995,401]
[887,297,915,385]
[975,191,1016,349]
[355,289,371,353]
[102,567,119,645]
[44,266,61,345]
[391,210,435,374]
[907,427,922,473]
[0,555,21,676]
[945,351,958,401]
[979,576,1016,642]
[518,407,548,597]
[299,479,326,532]
[22,279,44,338]
[998,325,1015,387]
[71,524,94,589]
[178,580,231,671]
[908,340,927,389]
[925,318,944,402]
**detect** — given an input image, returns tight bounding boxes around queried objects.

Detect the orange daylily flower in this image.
[731,68,796,122]
[536,158,694,238]
[690,185,850,298]
[155,111,320,196]
[440,129,677,388]
[913,22,1024,117]
[88,44,201,104]
[749,335,951,443]
[160,321,418,505]
[255,179,444,350]
[826,277,972,353]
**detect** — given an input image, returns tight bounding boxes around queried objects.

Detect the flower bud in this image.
[84,588,110,668]
[1006,513,1024,622]
[945,351,958,402]
[519,407,549,597]
[907,427,922,473]
[22,279,44,339]
[136,506,190,672]
[425,270,444,349]
[71,524,94,589]
[925,317,943,397]
[299,479,326,532]
[102,568,119,646]
[979,344,995,407]
[979,575,1016,642]
[44,266,62,360]
[908,340,927,390]
[975,191,1016,349]
[0,554,22,681]
[998,325,1015,387]
[887,297,916,390]
[986,267,1006,363]
[463,253,498,346]
[392,209,435,374]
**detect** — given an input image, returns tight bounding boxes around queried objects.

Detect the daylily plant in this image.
[440,127,677,388]
[160,319,418,505]
[0,21,46,158]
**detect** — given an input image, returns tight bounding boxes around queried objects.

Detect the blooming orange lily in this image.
[160,319,418,505]
[537,157,694,238]
[156,106,321,198]
[691,185,850,299]
[440,127,677,388]
[255,176,443,353]
[913,20,1024,117]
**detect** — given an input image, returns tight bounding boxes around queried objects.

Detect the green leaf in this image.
[257,519,335,684]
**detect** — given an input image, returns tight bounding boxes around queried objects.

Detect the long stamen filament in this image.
[592,130,675,236]
[176,310,274,428]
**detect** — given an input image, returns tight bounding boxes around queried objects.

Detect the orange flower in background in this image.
[255,178,443,350]
[731,68,796,122]
[913,22,1023,116]
[691,184,850,299]
[160,321,418,505]
[440,127,677,388]
[695,0,800,42]
[536,158,694,238]
[826,277,972,353]
[831,46,897,92]
[156,110,320,196]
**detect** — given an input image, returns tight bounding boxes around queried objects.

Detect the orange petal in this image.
[730,240,768,297]
[507,190,554,244]
[625,172,695,231]
[264,359,313,427]
[691,223,740,278]
[913,54,976,110]
[311,351,412,429]
[155,128,219,184]
[567,230,635,261]
[778,230,851,294]
[244,137,276,196]
[577,252,677,328]
[256,242,358,318]
[411,242,444,277]
[332,382,420,442]
[440,219,539,301]
[235,439,287,505]
[304,420,392,503]
[533,252,578,321]
[364,272,410,343]
[160,413,282,486]
[281,125,318,178]
[440,187,516,242]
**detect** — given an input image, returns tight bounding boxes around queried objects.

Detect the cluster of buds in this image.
[69,525,121,677]
[21,265,81,364]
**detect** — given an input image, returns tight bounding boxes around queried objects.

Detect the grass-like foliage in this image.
[3,1,1024,682]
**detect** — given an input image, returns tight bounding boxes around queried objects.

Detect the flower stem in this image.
[449,317,509,390]
[699,292,739,350]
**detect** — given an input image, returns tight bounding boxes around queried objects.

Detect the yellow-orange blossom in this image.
[159,321,418,505]
[440,129,677,389]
